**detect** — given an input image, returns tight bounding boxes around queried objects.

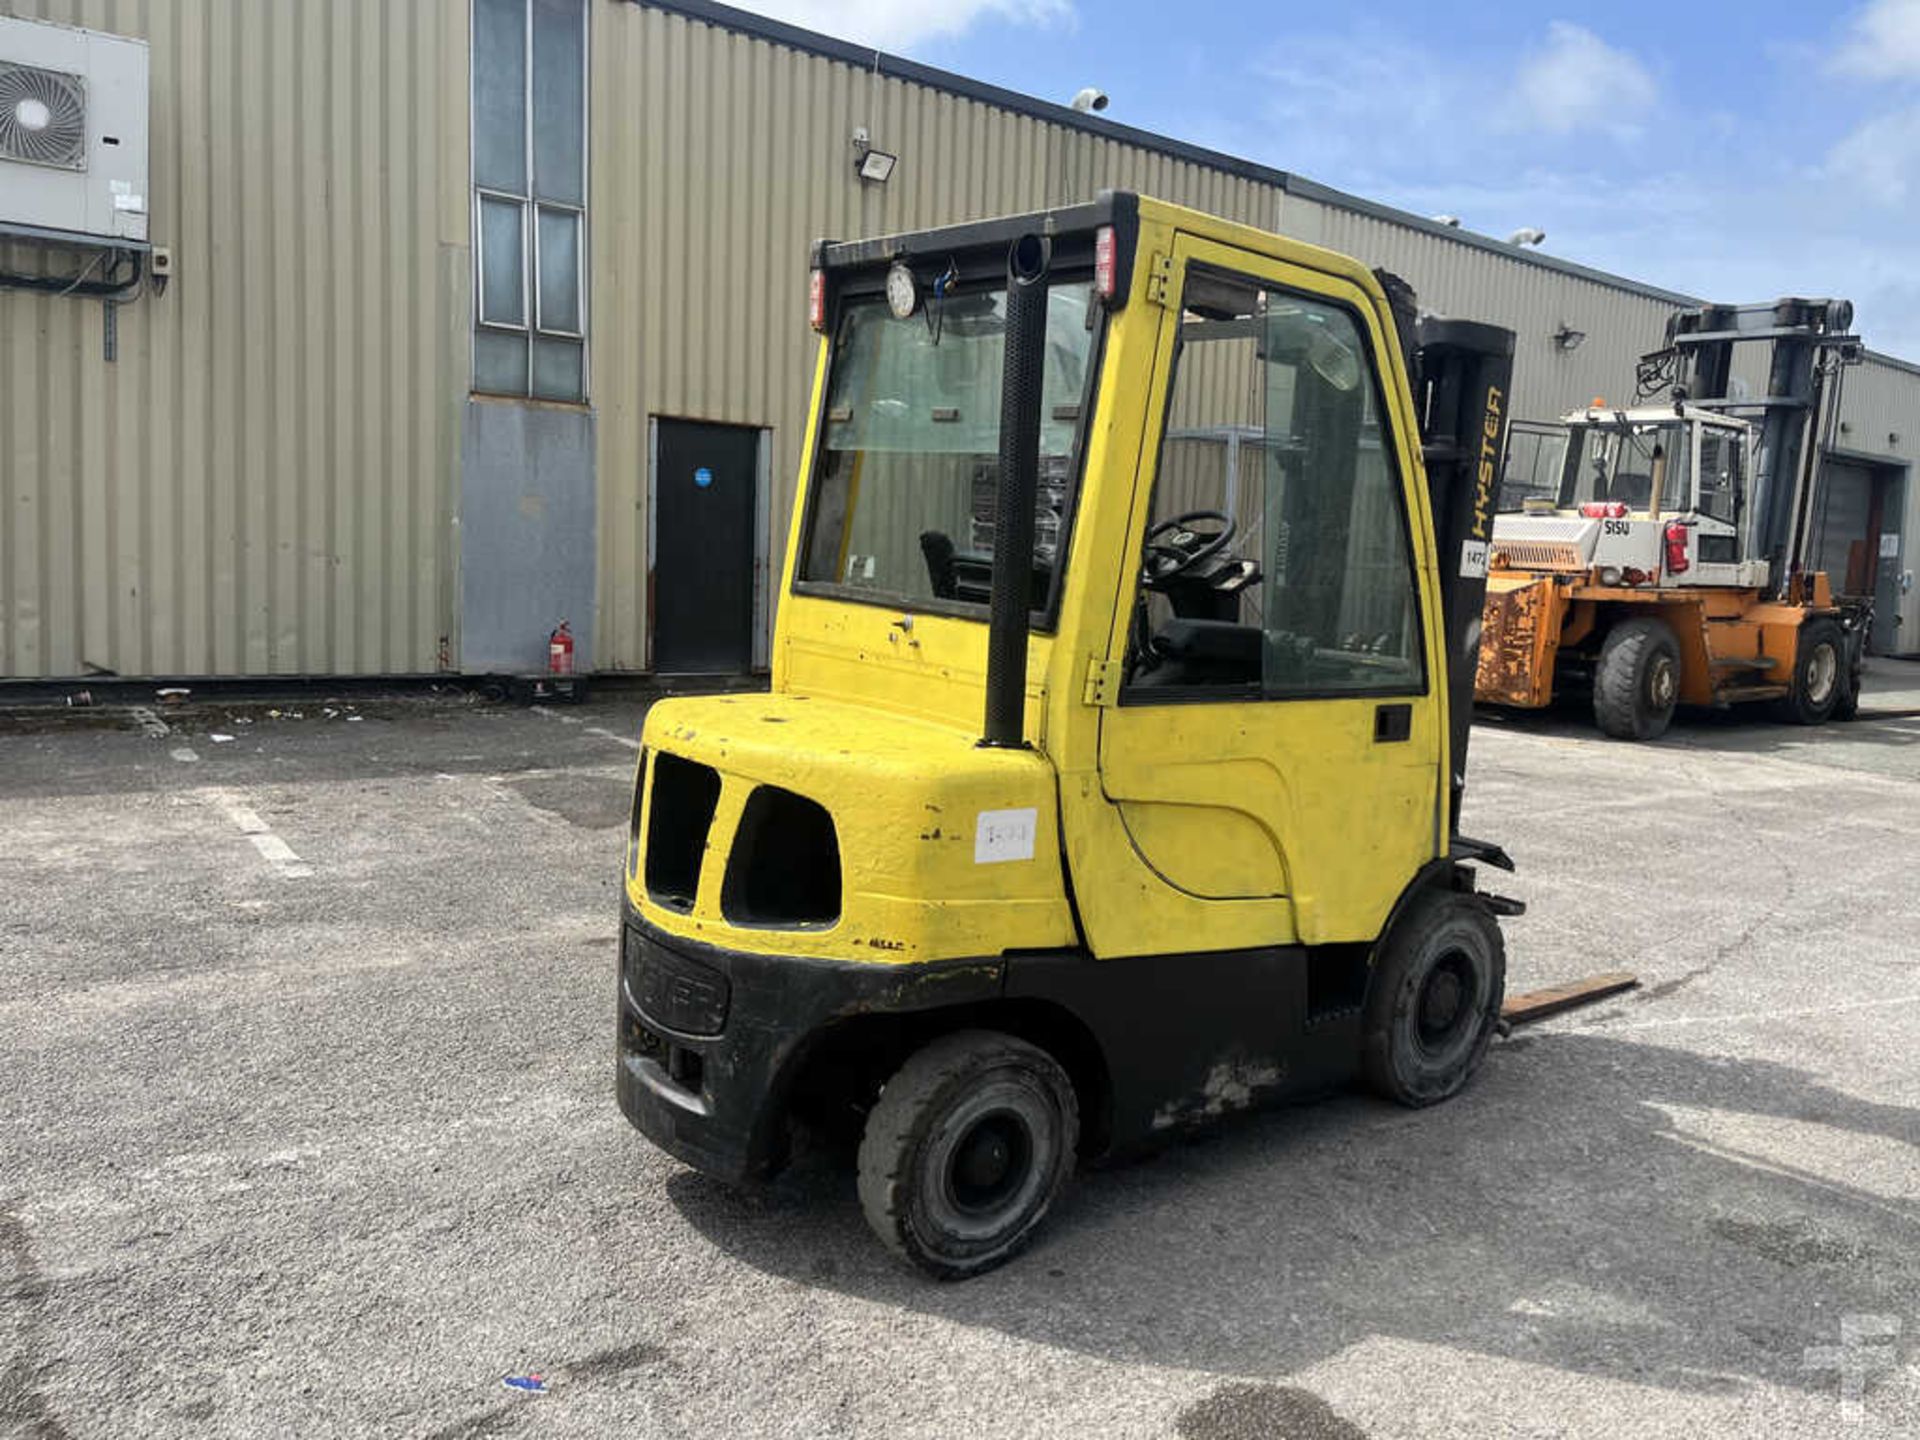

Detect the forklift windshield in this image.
[797,279,1098,618]
[1560,420,1690,512]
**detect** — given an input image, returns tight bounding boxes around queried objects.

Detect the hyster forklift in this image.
[618,193,1522,1277]
[1478,299,1870,739]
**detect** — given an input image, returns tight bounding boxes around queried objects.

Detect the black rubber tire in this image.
[1833,660,1862,721]
[1772,618,1845,725]
[857,1030,1078,1280]
[1362,888,1506,1107]
[1593,617,1681,741]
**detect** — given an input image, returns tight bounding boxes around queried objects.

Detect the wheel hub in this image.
[1415,952,1477,1052]
[1649,655,1677,709]
[946,1113,1032,1215]
[1421,970,1464,1032]
[956,1127,1012,1190]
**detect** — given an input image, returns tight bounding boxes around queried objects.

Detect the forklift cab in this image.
[618,193,1519,1277]
[1498,406,1761,588]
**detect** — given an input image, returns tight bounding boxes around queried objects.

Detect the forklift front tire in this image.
[1773,617,1845,725]
[1594,617,1680,741]
[1362,889,1507,1107]
[857,1029,1079,1280]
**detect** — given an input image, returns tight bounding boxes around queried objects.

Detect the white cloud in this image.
[1828,104,1920,203]
[1833,0,1920,80]
[731,0,1072,53]
[1510,22,1657,137]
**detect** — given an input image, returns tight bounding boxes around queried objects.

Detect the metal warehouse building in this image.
[2,0,1915,681]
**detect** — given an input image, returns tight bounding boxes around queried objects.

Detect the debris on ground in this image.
[501,1374,550,1395]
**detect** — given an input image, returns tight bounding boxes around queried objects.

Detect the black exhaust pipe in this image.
[982,233,1050,749]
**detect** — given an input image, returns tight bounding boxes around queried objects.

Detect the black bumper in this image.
[615,906,1004,1184]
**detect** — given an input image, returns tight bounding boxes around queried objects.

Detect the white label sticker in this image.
[1881,532,1900,558]
[974,808,1037,864]
[109,179,132,196]
[1460,540,1490,579]
[111,193,145,212]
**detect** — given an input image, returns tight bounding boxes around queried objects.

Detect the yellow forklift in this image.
[619,193,1522,1276]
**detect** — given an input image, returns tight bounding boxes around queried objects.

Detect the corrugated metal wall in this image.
[1841,357,1920,464]
[588,1,1286,669]
[1284,200,1686,425]
[9,0,1920,678]
[0,0,468,678]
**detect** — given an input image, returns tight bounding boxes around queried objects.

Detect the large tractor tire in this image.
[857,1030,1078,1280]
[1593,617,1681,741]
[1772,617,1845,725]
[1362,888,1506,1107]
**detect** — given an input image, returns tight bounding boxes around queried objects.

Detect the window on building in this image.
[1124,266,1425,699]
[473,0,587,402]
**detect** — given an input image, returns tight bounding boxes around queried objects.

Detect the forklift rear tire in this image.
[1593,617,1680,741]
[857,1029,1078,1280]
[1772,618,1845,725]
[1362,889,1506,1107]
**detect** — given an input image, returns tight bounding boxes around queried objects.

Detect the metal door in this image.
[652,420,761,674]
[1872,469,1907,655]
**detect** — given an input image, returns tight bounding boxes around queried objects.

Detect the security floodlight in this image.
[1070,87,1109,113]
[1508,227,1547,248]
[1431,214,1461,228]
[856,148,897,183]
[1554,325,1587,352]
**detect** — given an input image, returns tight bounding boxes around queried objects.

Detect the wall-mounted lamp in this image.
[850,126,896,184]
[1553,325,1586,352]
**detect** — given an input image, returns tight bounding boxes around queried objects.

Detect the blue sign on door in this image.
[694,466,714,489]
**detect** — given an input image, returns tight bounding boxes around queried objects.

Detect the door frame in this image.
[646,416,773,674]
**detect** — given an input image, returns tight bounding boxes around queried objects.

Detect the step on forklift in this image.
[1478,299,1870,739]
[618,193,1524,1277]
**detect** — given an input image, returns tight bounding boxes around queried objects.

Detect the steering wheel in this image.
[1142,510,1237,585]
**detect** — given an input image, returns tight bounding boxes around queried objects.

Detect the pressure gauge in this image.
[886,262,918,320]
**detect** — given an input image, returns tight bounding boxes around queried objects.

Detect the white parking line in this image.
[585,725,641,751]
[530,704,641,751]
[204,790,312,879]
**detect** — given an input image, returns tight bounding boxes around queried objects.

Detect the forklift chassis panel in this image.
[617,905,1364,1184]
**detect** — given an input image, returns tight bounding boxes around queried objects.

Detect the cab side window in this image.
[1698,429,1742,525]
[1124,265,1426,699]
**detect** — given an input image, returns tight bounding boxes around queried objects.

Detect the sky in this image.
[732,0,1920,358]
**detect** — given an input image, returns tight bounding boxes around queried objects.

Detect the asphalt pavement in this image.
[2,668,1916,1438]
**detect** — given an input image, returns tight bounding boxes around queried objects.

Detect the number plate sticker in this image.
[974,808,1037,864]
[1460,541,1489,579]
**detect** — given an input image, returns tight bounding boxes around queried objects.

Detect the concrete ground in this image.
[2,665,1917,1439]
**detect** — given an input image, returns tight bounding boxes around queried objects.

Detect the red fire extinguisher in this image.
[548,621,574,676]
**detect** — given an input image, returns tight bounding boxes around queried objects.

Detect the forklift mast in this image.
[1378,271,1516,833]
[1658,298,1860,597]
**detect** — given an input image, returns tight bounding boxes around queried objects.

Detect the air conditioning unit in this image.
[0,15,148,244]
